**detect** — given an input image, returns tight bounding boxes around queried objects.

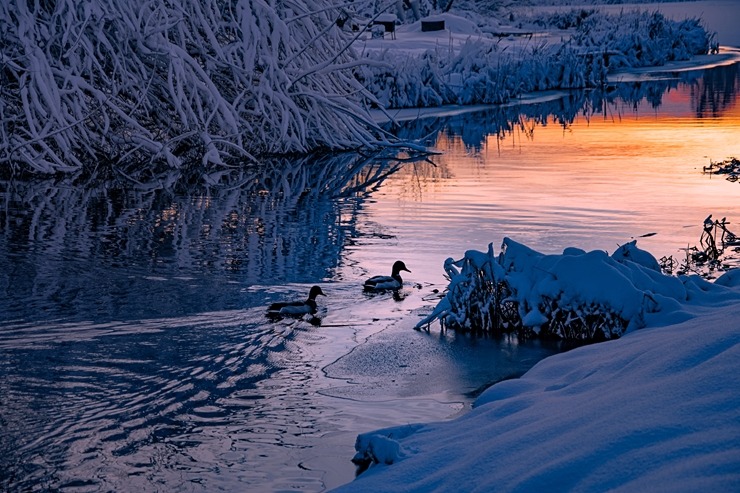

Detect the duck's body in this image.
[267,285,326,316]
[364,261,410,291]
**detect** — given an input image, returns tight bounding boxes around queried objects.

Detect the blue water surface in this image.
[1,62,739,492]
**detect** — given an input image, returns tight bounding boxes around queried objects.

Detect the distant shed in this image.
[421,15,445,32]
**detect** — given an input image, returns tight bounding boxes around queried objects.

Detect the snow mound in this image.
[417,237,739,340]
[352,426,421,468]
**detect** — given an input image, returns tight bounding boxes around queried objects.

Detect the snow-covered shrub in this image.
[359,9,710,109]
[563,10,710,69]
[0,0,389,175]
[361,39,592,108]
[357,50,456,108]
[416,238,694,340]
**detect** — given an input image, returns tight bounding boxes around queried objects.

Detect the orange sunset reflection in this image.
[360,67,740,285]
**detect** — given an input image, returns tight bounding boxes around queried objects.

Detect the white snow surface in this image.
[333,297,740,492]
[332,237,740,492]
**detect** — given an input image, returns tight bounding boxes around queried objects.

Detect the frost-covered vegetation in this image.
[0,1,714,174]
[359,9,711,108]
[416,230,739,340]
[0,0,389,175]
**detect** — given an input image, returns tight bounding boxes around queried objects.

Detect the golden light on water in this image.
[355,71,740,285]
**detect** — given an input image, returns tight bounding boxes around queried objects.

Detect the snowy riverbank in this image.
[519,0,740,49]
[354,7,713,110]
[331,241,740,492]
[2,0,726,174]
[332,297,740,492]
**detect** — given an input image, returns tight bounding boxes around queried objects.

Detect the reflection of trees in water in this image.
[690,62,740,118]
[387,65,738,150]
[0,151,415,322]
[374,148,454,202]
[387,92,600,151]
[386,102,572,152]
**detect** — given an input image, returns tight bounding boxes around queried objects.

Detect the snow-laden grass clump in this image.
[416,237,739,340]
[527,8,711,69]
[359,9,711,108]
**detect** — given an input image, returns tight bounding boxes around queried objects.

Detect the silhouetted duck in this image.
[364,261,410,291]
[267,285,326,316]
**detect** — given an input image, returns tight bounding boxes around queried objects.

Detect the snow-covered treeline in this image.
[359,10,711,108]
[0,2,714,174]
[386,68,702,150]
[416,237,738,340]
[0,0,388,175]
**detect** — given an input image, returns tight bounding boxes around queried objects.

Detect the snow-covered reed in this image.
[416,237,708,340]
[360,9,711,108]
[0,0,388,174]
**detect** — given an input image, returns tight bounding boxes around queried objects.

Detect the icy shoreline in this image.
[370,47,740,125]
[332,298,740,492]
[330,238,740,491]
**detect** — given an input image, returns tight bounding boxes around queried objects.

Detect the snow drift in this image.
[336,297,740,493]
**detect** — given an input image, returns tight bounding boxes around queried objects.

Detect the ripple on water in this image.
[0,306,311,491]
[1,283,422,493]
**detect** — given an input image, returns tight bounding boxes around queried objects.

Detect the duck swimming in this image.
[363,261,410,291]
[267,285,326,316]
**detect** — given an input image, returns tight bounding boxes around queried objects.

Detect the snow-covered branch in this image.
[0,0,389,174]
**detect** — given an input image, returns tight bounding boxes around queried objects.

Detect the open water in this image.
[1,61,739,492]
